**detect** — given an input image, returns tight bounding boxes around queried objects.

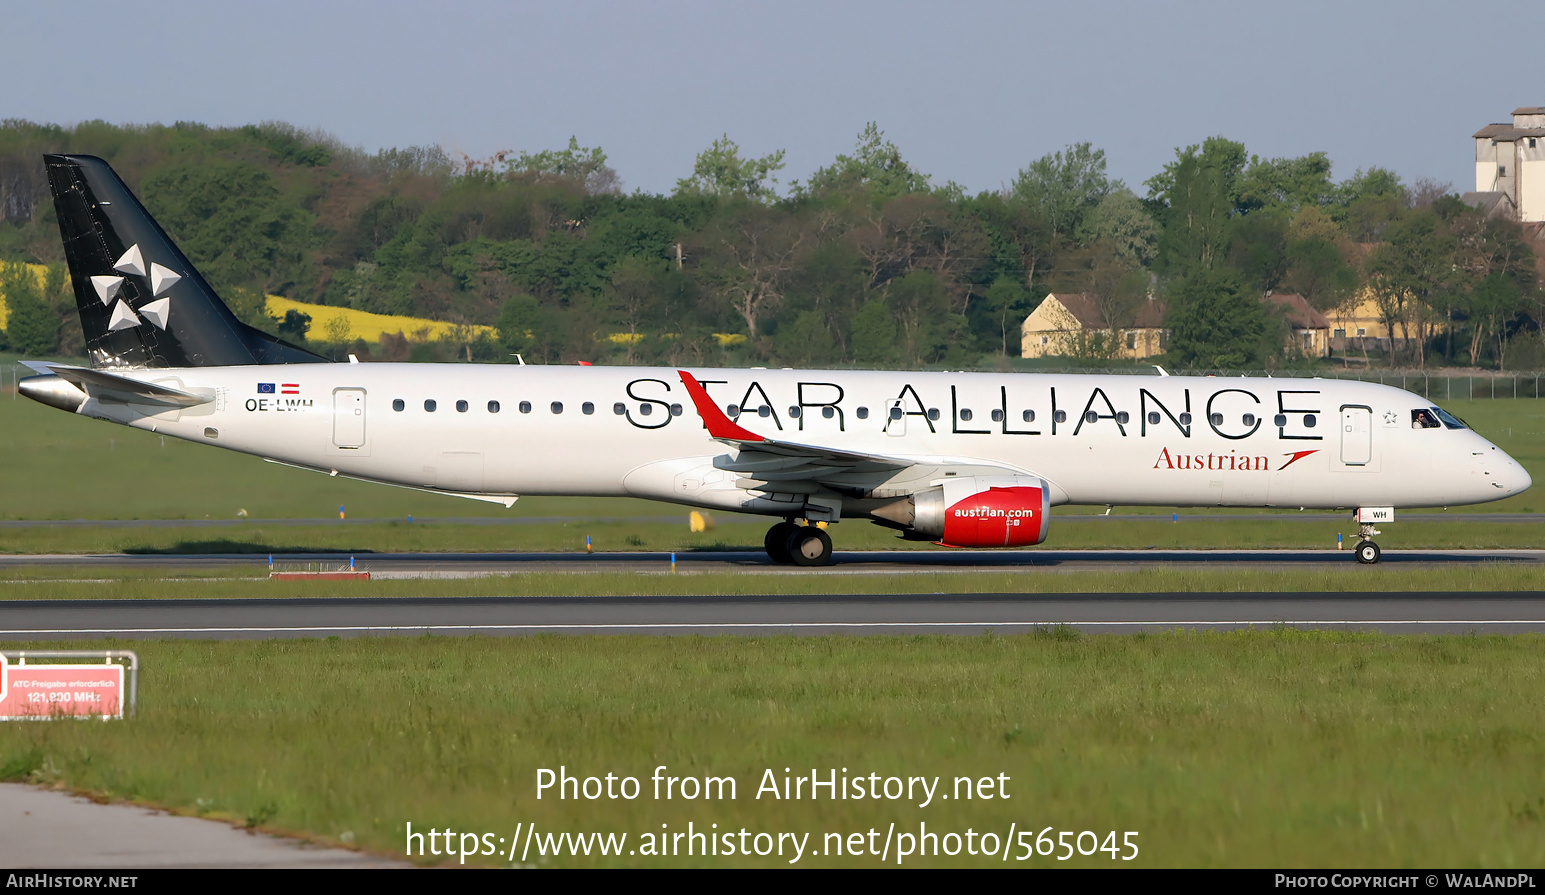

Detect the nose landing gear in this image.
[1352,507,1392,565]
[763,520,834,566]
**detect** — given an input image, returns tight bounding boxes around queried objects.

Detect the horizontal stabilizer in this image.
[40,364,212,408]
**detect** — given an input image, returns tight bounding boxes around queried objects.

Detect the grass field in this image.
[1,632,1541,867]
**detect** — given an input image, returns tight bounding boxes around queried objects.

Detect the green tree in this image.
[275,308,311,342]
[1165,269,1274,369]
[850,298,897,364]
[1282,236,1358,312]
[1078,189,1156,266]
[1012,142,1117,241]
[675,135,786,202]
[799,123,930,202]
[1147,138,1247,275]
[773,309,837,366]
[1364,209,1459,368]
[0,262,58,356]
[496,294,541,358]
[979,276,1030,357]
[1235,152,1334,213]
[501,136,621,194]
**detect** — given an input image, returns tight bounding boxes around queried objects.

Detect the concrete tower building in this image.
[1470,106,1545,221]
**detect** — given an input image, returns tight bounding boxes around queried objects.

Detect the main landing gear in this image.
[764,520,834,566]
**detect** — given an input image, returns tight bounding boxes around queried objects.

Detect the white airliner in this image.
[19,155,1532,565]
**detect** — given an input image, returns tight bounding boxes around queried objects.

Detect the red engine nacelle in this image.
[891,476,1051,547]
[940,485,1049,547]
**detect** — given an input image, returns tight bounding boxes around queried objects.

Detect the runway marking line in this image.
[3,620,1544,636]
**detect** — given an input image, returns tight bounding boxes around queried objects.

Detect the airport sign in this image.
[0,653,126,721]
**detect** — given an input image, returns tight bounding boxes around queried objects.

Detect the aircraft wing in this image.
[677,370,912,489]
[31,363,212,408]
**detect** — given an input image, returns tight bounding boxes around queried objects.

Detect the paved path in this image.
[3,591,1544,638]
[0,784,403,868]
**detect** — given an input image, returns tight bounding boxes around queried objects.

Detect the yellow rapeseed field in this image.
[0,261,493,343]
[264,296,494,342]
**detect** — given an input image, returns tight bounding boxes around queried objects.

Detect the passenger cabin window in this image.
[1084,411,1099,424]
[1023,410,1035,422]
[456,400,468,413]
[582,402,595,415]
[1241,413,1255,427]
[1178,412,1192,425]
[959,409,974,422]
[613,403,627,415]
[789,406,802,418]
[927,408,940,421]
[639,403,653,416]
[551,402,563,414]
[1303,414,1317,428]
[856,407,869,420]
[519,401,532,413]
[821,406,835,419]
[1273,414,1287,427]
[889,407,904,421]
[1148,412,1161,425]
[1412,409,1441,429]
[424,399,437,412]
[392,399,405,412]
[488,401,500,413]
[1115,411,1130,425]
[991,409,1004,422]
[757,406,771,418]
[1209,413,1223,426]
[727,404,740,417]
[1054,410,1067,424]
[670,404,683,416]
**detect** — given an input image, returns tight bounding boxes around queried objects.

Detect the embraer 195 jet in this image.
[18,155,1532,565]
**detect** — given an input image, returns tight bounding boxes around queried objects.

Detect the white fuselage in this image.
[74,364,1530,515]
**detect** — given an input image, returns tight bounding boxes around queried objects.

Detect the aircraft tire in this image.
[787,526,833,567]
[1356,541,1381,565]
[765,522,799,563]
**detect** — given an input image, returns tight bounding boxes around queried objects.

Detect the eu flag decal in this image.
[257,383,276,394]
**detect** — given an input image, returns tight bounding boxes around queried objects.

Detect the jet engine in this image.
[870,475,1050,547]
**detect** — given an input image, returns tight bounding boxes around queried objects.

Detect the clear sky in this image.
[6,0,1540,196]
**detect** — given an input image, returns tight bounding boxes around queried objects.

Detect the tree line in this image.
[0,119,1540,369]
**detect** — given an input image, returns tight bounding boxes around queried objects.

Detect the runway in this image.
[3,592,1544,638]
[0,547,1542,575]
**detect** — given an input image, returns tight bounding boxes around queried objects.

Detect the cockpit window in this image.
[1430,406,1467,430]
[1411,409,1441,429]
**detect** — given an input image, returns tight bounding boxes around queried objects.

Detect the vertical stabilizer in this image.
[43,153,328,368]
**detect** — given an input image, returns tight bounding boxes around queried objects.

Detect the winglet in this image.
[677,371,765,442]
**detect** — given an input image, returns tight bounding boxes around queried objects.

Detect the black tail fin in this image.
[43,154,328,369]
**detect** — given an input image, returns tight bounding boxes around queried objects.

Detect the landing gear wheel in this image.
[1356,541,1381,565]
[764,522,800,564]
[787,525,834,567]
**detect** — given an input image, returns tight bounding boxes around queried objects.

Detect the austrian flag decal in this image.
[281,383,301,395]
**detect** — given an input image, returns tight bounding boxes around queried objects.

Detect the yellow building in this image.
[1020,292,1167,359]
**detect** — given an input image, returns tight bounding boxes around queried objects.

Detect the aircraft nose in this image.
[1488,446,1532,496]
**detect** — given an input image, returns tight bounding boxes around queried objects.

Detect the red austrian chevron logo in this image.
[1278,449,1320,470]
